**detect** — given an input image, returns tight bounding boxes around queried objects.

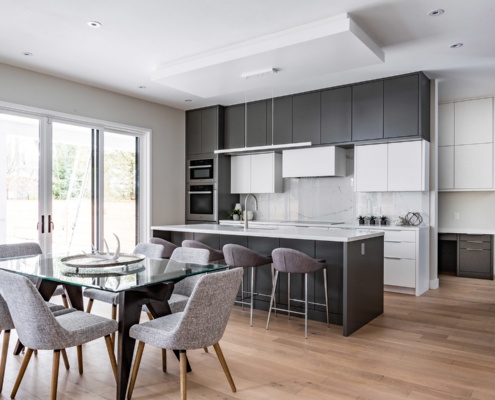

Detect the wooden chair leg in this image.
[11,348,34,398]
[61,349,70,370]
[0,330,10,393]
[51,350,60,400]
[203,346,209,353]
[77,345,83,374]
[127,341,145,400]
[61,293,69,309]
[212,343,236,392]
[146,312,153,320]
[111,304,117,347]
[162,349,167,373]
[86,298,94,313]
[180,350,187,400]
[104,335,118,383]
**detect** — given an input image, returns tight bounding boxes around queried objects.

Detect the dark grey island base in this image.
[152,224,384,336]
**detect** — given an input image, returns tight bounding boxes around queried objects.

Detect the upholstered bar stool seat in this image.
[149,237,178,259]
[0,294,14,393]
[223,244,272,326]
[182,240,224,263]
[266,248,329,339]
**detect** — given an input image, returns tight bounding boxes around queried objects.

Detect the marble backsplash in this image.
[241,149,430,226]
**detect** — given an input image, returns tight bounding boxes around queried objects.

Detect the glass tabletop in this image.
[0,254,228,292]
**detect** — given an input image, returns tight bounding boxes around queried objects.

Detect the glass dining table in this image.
[0,254,228,400]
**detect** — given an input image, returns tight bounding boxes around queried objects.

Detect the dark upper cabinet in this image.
[224,104,245,149]
[293,92,321,145]
[352,80,384,141]
[246,100,267,147]
[266,96,293,145]
[186,106,223,155]
[321,86,352,144]
[384,73,430,140]
[186,109,202,155]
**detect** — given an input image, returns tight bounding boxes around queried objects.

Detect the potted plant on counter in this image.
[228,209,243,221]
[358,215,366,225]
[369,216,377,225]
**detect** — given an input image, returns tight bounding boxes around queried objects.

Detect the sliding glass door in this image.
[0,112,143,256]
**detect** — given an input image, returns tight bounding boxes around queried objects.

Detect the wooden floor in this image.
[2,274,495,399]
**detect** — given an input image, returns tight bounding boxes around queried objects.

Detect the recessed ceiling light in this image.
[185,99,192,102]
[428,9,445,17]
[22,52,33,56]
[450,42,463,49]
[87,21,102,28]
[138,86,147,89]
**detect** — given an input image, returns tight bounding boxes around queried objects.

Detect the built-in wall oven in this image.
[187,184,217,222]
[187,158,216,183]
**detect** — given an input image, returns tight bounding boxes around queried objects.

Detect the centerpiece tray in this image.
[60,253,145,268]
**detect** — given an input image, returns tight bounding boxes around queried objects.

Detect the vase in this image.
[233,214,239,221]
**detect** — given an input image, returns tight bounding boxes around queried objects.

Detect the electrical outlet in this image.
[454,212,460,220]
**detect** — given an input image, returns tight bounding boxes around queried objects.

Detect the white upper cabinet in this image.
[355,144,388,192]
[355,140,429,192]
[455,98,493,145]
[282,146,346,178]
[438,103,454,146]
[438,97,494,190]
[231,153,282,194]
[388,141,429,191]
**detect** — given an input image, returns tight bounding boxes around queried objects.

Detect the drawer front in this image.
[459,241,491,250]
[384,242,416,259]
[459,234,491,242]
[384,258,416,288]
[384,230,416,243]
[459,249,492,273]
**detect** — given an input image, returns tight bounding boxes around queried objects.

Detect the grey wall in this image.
[0,63,185,226]
[439,191,495,229]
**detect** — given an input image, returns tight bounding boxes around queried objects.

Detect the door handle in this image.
[48,215,54,233]
[41,215,45,234]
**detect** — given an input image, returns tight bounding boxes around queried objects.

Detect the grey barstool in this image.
[266,248,329,339]
[223,244,272,326]
[182,240,224,263]
[149,237,178,259]
[0,294,14,393]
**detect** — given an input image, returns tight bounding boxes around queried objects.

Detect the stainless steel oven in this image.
[187,184,217,222]
[187,157,216,183]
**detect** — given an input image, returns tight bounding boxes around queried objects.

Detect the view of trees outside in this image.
[1,114,137,254]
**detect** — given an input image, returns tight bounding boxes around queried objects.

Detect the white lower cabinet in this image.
[381,228,429,296]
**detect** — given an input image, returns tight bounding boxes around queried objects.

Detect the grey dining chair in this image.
[0,294,14,393]
[223,244,272,326]
[0,242,69,307]
[84,242,165,344]
[182,240,224,263]
[0,270,118,400]
[266,248,329,339]
[127,267,243,400]
[149,237,178,258]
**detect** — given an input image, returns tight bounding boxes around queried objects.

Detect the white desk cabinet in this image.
[231,153,282,194]
[455,98,493,145]
[455,143,493,189]
[355,140,429,192]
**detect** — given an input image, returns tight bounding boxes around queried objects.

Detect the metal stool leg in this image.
[250,267,255,327]
[323,268,329,325]
[304,273,308,339]
[266,270,279,331]
[287,273,291,320]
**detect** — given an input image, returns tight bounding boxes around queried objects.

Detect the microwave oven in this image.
[187,157,216,183]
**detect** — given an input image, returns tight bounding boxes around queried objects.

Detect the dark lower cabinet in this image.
[352,80,384,141]
[384,73,430,140]
[321,86,352,144]
[292,92,321,145]
[458,234,493,279]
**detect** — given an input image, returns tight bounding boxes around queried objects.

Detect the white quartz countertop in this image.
[152,224,384,243]
[438,228,495,235]
[218,220,428,231]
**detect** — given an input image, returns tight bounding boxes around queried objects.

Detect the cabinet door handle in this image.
[384,256,402,260]
[188,165,212,169]
[466,241,483,243]
[188,191,213,194]
[386,240,403,243]
[465,248,484,251]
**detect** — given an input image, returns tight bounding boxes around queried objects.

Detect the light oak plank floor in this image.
[2,274,495,399]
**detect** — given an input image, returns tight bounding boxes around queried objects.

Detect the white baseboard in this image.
[430,278,439,289]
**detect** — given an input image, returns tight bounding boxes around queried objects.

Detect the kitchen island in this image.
[152,224,384,336]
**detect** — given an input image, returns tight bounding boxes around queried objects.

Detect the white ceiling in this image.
[1,0,494,110]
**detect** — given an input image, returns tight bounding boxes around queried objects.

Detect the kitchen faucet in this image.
[244,193,258,230]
